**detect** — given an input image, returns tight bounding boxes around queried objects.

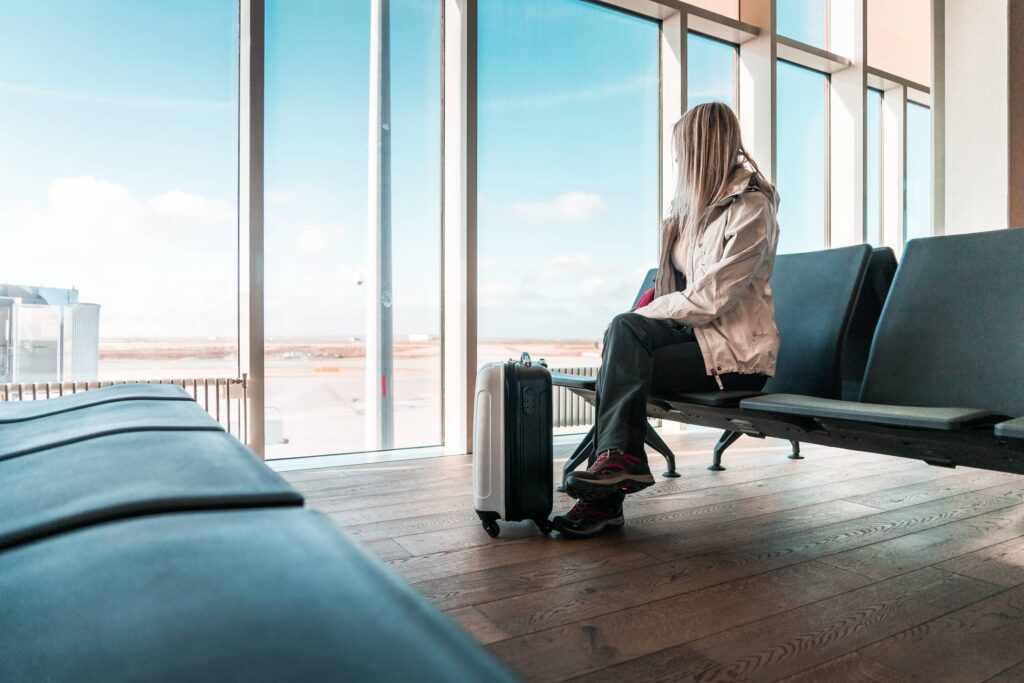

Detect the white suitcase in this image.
[473,353,554,538]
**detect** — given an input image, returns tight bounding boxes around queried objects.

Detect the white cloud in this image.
[40,175,144,237]
[149,189,234,224]
[0,80,231,113]
[509,191,606,225]
[531,254,594,284]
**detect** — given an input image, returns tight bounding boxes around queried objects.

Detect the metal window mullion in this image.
[239,0,266,457]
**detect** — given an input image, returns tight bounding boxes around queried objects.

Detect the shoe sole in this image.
[553,516,625,539]
[564,473,655,502]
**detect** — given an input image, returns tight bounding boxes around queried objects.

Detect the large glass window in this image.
[264,0,442,458]
[775,61,828,253]
[865,88,883,245]
[477,0,659,371]
[905,101,932,241]
[687,32,737,110]
[776,0,827,49]
[0,1,238,384]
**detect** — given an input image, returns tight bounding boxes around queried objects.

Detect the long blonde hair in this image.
[669,102,773,237]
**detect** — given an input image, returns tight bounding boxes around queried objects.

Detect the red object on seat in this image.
[633,287,655,310]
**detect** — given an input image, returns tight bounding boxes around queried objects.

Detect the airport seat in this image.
[0,508,516,682]
[841,248,898,400]
[554,244,872,479]
[0,430,302,551]
[0,399,222,462]
[995,418,1024,441]
[0,383,193,423]
[742,228,1024,472]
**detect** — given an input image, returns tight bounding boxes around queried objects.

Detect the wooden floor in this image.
[281,430,1024,683]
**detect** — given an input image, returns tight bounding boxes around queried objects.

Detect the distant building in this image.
[0,285,100,383]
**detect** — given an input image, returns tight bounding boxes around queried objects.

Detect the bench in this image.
[554,243,875,484]
[740,228,1024,473]
[0,393,516,681]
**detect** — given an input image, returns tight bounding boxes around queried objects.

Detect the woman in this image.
[553,102,781,538]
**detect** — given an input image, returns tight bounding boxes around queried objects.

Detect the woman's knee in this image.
[605,312,645,343]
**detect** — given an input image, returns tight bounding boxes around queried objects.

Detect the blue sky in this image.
[1,0,846,342]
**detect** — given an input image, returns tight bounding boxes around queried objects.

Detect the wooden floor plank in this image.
[842,470,1019,510]
[286,429,1024,683]
[486,560,869,682]
[687,567,999,681]
[819,502,1024,580]
[862,584,1024,682]
[444,606,511,646]
[777,651,926,683]
[474,492,1012,638]
[934,535,1024,587]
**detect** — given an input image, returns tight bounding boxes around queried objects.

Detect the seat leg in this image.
[558,425,596,492]
[709,430,742,471]
[644,422,680,478]
[787,440,803,460]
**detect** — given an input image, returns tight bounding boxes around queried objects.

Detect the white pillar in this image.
[239,0,265,457]
[366,0,395,451]
[442,0,477,455]
[739,0,776,181]
[828,0,866,247]
[881,85,906,253]
[660,11,685,222]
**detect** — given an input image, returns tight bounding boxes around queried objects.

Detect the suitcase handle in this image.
[519,352,547,368]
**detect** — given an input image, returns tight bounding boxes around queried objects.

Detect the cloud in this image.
[149,189,234,224]
[40,176,144,236]
[481,75,657,112]
[531,254,594,284]
[0,80,232,113]
[509,191,606,225]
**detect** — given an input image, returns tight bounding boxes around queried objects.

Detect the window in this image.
[0,1,238,383]
[905,102,932,241]
[775,61,828,253]
[776,0,827,49]
[476,0,659,368]
[867,0,931,88]
[264,0,442,458]
[865,88,883,245]
[687,32,737,111]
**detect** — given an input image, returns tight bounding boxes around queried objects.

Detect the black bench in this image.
[554,243,874,483]
[740,228,1024,473]
[0,395,516,680]
[0,508,514,682]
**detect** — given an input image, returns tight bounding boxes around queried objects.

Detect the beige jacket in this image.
[635,171,781,381]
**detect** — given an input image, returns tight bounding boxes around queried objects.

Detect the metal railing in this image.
[551,366,598,429]
[0,376,249,441]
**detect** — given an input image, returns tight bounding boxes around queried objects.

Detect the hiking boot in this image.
[565,449,655,501]
[552,494,625,539]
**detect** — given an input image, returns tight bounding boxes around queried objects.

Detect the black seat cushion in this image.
[741,393,999,430]
[0,384,192,423]
[671,390,763,407]
[0,509,516,682]
[0,431,302,551]
[860,228,1024,417]
[995,417,1024,441]
[0,400,222,461]
[550,371,596,391]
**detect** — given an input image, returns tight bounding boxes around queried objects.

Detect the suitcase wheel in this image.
[482,519,500,538]
[535,518,553,535]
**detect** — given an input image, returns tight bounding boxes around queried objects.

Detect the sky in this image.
[0,0,925,343]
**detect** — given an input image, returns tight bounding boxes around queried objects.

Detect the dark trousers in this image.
[594,312,767,456]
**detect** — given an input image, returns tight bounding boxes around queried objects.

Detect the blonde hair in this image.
[669,102,772,237]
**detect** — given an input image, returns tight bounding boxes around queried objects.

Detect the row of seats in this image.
[556,227,1024,480]
[0,385,514,682]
